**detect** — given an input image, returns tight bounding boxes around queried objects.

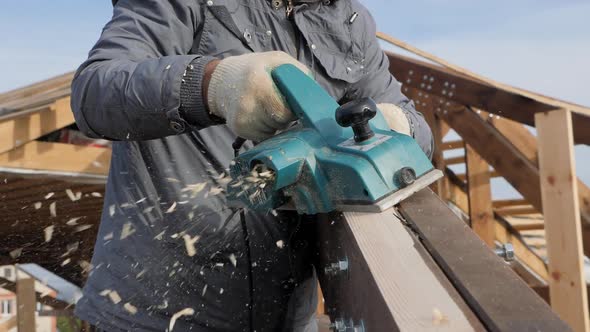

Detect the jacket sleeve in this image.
[71,0,215,141]
[345,8,434,158]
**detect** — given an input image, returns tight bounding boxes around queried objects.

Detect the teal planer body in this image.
[227,64,442,215]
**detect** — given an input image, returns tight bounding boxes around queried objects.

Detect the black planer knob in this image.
[335,97,378,142]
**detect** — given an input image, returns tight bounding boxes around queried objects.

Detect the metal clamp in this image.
[494,243,515,262]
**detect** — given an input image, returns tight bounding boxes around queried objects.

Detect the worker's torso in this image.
[78,1,371,331]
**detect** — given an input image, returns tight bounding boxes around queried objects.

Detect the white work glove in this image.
[207,51,311,141]
[378,103,412,136]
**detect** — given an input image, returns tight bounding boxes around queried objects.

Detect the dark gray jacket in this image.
[71,0,433,331]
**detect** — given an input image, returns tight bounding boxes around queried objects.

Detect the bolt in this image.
[495,243,515,262]
[324,257,349,277]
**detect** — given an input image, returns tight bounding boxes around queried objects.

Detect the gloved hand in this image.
[378,103,412,136]
[206,51,311,141]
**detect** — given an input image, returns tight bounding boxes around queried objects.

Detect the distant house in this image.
[0,265,58,332]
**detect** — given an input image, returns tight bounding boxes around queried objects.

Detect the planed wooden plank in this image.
[536,109,589,332]
[0,97,75,154]
[316,210,484,331]
[399,189,569,331]
[16,277,36,332]
[466,145,495,247]
[0,141,111,176]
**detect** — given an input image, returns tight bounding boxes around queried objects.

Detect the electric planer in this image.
[227,64,442,214]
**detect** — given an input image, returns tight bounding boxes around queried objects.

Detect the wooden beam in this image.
[447,168,550,282]
[16,277,36,332]
[0,140,111,176]
[494,218,549,282]
[317,210,483,331]
[0,97,75,154]
[536,109,589,332]
[441,140,464,150]
[384,51,590,145]
[493,199,529,208]
[444,155,465,165]
[513,222,545,232]
[378,33,590,118]
[0,72,73,106]
[457,170,500,181]
[495,206,539,216]
[466,145,495,247]
[422,107,449,199]
[399,189,569,331]
[487,113,590,232]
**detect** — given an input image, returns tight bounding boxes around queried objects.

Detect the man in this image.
[71,0,433,330]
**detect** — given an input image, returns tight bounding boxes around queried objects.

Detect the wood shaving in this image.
[181,182,207,198]
[229,253,237,267]
[9,248,22,259]
[432,308,449,325]
[108,290,122,304]
[209,187,224,196]
[124,302,138,314]
[219,288,224,294]
[276,240,284,249]
[49,202,57,217]
[182,234,200,257]
[34,202,42,210]
[169,308,194,331]
[154,231,165,240]
[44,192,55,199]
[44,225,55,242]
[65,189,79,201]
[99,289,111,296]
[157,299,168,309]
[166,177,181,183]
[120,223,135,240]
[66,217,81,226]
[61,258,71,266]
[201,284,207,296]
[165,201,177,214]
[75,191,82,200]
[79,260,93,273]
[91,192,102,198]
[136,197,147,203]
[103,232,114,240]
[136,269,147,279]
[109,204,116,217]
[74,225,93,233]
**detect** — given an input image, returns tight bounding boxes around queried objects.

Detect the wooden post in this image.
[465,144,495,247]
[536,109,589,332]
[16,277,36,332]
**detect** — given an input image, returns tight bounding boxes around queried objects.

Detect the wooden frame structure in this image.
[0,33,588,331]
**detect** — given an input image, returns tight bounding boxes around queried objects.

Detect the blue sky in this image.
[0,0,588,198]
